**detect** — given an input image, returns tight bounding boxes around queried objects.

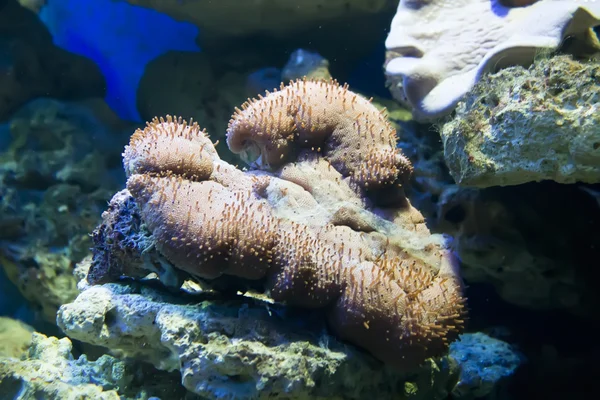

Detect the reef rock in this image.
[450,332,523,398]
[136,51,250,162]
[436,183,600,316]
[0,98,134,322]
[0,332,128,400]
[125,0,394,38]
[59,275,463,400]
[441,55,600,187]
[0,0,105,121]
[61,258,521,399]
[384,0,600,119]
[282,49,333,82]
[0,325,187,399]
[0,317,33,359]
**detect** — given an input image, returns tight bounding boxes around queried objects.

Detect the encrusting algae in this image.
[121,79,466,371]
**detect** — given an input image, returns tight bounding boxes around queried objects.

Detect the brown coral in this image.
[226,78,413,190]
[121,101,466,371]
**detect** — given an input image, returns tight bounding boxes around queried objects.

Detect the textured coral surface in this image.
[119,80,466,371]
[227,79,413,190]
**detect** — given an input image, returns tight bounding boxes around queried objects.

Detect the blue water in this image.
[39,0,201,122]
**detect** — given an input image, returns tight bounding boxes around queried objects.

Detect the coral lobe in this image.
[227,79,413,190]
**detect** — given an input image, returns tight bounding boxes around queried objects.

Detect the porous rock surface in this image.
[58,276,460,400]
[441,55,600,187]
[450,332,523,398]
[0,317,33,359]
[0,98,134,322]
[436,183,600,316]
[0,0,105,121]
[0,332,129,400]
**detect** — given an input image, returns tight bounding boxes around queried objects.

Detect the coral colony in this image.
[120,79,466,370]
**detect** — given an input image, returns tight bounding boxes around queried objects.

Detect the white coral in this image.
[384,0,600,119]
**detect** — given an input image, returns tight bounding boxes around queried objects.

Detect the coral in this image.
[441,54,600,187]
[227,79,413,190]
[255,49,451,219]
[384,0,600,119]
[87,190,166,286]
[58,276,462,400]
[115,80,466,372]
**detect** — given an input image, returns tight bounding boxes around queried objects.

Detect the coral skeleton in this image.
[117,79,466,371]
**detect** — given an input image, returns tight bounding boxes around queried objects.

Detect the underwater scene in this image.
[0,0,599,399]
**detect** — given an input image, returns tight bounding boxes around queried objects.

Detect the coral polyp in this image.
[118,80,466,370]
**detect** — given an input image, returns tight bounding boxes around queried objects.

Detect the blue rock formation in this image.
[39,0,201,121]
[450,332,524,398]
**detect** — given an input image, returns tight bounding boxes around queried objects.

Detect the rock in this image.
[59,267,523,399]
[0,317,33,358]
[125,0,394,38]
[441,55,600,187]
[0,332,126,400]
[0,0,105,121]
[0,329,188,399]
[57,276,461,400]
[281,49,332,82]
[136,52,249,162]
[450,332,523,398]
[0,98,135,322]
[436,183,600,316]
